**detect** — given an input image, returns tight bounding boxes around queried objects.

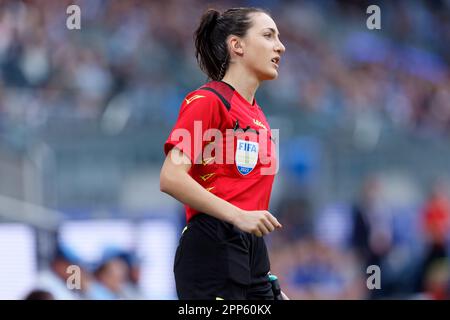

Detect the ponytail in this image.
[194,9,224,81]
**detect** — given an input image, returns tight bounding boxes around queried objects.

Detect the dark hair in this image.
[194,7,269,81]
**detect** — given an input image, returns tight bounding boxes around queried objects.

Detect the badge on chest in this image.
[235,139,259,175]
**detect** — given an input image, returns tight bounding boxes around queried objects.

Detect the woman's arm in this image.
[160,148,282,237]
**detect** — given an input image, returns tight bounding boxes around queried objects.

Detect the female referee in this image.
[160,7,288,300]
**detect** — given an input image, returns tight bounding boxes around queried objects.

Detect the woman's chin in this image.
[260,69,279,81]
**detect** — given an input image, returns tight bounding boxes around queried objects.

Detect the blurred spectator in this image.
[417,181,450,293]
[350,176,393,298]
[87,247,129,300]
[421,259,450,300]
[34,244,91,300]
[23,289,54,300]
[119,251,147,300]
[351,176,393,267]
[270,237,363,299]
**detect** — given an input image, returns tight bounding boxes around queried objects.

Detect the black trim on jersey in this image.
[218,80,236,92]
[219,80,256,106]
[198,87,231,111]
[233,120,259,135]
[200,81,275,142]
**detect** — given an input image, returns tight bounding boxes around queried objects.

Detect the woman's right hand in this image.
[232,209,282,237]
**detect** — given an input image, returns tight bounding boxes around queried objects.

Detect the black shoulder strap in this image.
[199,81,235,111]
[199,87,231,111]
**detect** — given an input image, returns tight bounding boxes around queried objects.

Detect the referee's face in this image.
[241,12,285,81]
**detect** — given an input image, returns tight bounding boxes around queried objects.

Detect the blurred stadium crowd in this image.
[25,245,147,300]
[1,0,449,136]
[0,0,449,299]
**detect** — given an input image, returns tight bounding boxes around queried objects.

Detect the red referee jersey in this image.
[164,81,277,222]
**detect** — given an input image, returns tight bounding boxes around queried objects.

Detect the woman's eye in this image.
[264,34,272,38]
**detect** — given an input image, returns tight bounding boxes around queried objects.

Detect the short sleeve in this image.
[164,91,224,163]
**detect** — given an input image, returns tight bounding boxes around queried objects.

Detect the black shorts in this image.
[174,213,274,300]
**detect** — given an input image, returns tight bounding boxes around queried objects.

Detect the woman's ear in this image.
[228,36,244,56]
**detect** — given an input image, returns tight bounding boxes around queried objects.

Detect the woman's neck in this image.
[221,66,260,105]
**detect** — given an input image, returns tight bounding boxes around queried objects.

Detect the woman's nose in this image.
[275,41,285,54]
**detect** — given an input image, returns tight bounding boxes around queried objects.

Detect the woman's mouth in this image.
[271,57,280,68]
